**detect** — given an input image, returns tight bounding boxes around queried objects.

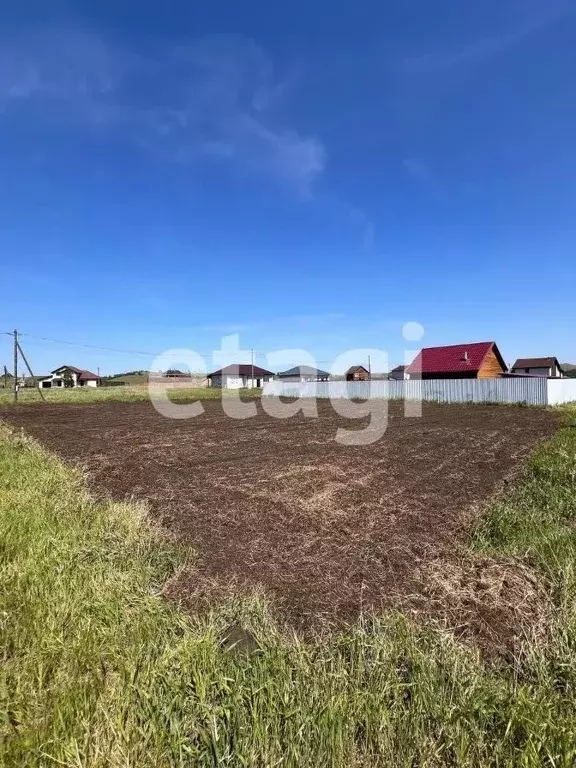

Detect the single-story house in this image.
[277,365,330,382]
[207,364,274,389]
[345,365,370,382]
[406,342,507,380]
[389,365,408,381]
[38,365,100,389]
[510,357,565,378]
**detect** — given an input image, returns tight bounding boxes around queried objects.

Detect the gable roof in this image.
[78,370,99,381]
[208,364,274,377]
[52,365,84,374]
[278,365,330,378]
[512,357,563,372]
[51,365,99,380]
[389,365,406,373]
[345,365,369,375]
[406,342,506,375]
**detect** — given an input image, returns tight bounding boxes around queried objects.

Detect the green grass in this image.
[1,408,576,766]
[0,386,260,406]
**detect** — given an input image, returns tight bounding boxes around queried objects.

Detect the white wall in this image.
[211,374,272,389]
[225,376,245,389]
[547,379,576,405]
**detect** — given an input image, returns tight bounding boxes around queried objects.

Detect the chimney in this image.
[461,350,469,364]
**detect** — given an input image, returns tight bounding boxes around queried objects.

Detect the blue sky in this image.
[1,0,575,375]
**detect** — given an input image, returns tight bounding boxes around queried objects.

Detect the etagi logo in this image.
[148,323,425,446]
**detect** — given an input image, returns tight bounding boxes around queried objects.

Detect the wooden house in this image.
[345,365,370,382]
[405,342,507,380]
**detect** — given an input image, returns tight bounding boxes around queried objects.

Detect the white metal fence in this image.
[263,377,576,405]
[547,379,576,405]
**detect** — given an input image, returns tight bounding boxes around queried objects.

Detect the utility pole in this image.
[368,354,372,381]
[16,338,45,401]
[250,348,255,390]
[13,329,18,403]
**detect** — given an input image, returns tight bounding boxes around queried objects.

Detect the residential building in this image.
[510,357,565,378]
[406,342,507,380]
[38,365,100,389]
[389,365,408,380]
[345,365,370,381]
[277,365,330,382]
[207,364,274,389]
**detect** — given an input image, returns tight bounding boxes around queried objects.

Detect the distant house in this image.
[389,365,408,381]
[207,364,274,389]
[38,365,100,389]
[510,357,565,378]
[345,365,370,382]
[277,365,330,382]
[405,342,507,380]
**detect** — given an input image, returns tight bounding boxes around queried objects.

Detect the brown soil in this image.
[1,399,557,654]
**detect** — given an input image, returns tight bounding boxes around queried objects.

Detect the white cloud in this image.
[0,30,325,193]
[400,4,571,73]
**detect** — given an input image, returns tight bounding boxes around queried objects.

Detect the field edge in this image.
[2,409,576,766]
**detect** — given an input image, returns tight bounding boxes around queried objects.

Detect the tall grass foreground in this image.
[1,407,576,767]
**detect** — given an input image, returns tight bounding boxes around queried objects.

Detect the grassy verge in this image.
[1,409,576,766]
[0,386,261,406]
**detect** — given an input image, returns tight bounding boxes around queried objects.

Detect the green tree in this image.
[62,369,75,388]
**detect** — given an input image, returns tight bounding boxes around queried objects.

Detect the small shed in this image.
[345,365,370,382]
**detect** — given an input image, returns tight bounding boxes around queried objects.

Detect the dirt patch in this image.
[1,399,557,654]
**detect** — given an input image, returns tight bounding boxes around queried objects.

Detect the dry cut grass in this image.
[0,385,260,406]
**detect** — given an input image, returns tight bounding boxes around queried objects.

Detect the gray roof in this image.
[278,365,331,378]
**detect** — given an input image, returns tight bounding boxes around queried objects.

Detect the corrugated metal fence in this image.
[263,377,551,405]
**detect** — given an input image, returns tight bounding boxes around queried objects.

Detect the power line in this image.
[7,331,353,367]
[13,331,277,362]
[18,332,170,358]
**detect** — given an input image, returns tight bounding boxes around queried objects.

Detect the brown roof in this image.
[390,365,406,373]
[512,357,562,371]
[78,370,99,381]
[51,365,99,380]
[208,364,274,377]
[52,365,84,374]
[345,365,369,375]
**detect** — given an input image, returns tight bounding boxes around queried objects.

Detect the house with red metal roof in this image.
[37,365,100,389]
[405,342,507,380]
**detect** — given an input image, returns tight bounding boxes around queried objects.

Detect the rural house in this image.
[277,365,330,382]
[38,365,100,389]
[389,365,408,381]
[405,342,507,380]
[510,357,565,378]
[345,365,370,381]
[207,364,274,389]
